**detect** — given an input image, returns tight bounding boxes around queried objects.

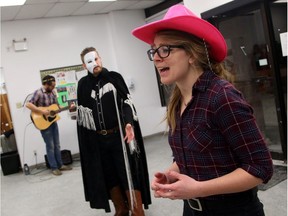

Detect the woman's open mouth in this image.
[158,67,169,75]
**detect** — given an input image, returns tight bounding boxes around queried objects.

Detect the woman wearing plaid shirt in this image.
[132,4,273,216]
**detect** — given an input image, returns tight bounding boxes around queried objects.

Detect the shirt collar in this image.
[42,86,54,94]
[87,67,109,81]
[42,86,48,93]
[193,70,215,94]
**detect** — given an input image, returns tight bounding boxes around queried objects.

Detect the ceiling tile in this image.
[45,2,86,17]
[72,2,113,15]
[1,6,21,22]
[127,0,163,10]
[25,0,59,4]
[15,4,55,20]
[59,0,87,2]
[100,0,138,13]
[1,0,165,21]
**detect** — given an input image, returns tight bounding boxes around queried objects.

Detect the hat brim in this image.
[132,16,227,62]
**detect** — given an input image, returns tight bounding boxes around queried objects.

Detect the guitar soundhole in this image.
[50,111,56,116]
[47,116,56,122]
[42,114,56,122]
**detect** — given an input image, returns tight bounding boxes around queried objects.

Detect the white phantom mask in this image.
[84,51,98,73]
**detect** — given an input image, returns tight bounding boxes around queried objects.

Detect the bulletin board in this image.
[40,64,87,107]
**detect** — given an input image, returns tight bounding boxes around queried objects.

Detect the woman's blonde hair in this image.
[156,30,233,133]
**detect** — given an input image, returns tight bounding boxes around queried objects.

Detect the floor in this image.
[1,133,287,216]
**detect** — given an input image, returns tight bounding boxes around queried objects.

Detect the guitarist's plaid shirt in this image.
[29,87,58,107]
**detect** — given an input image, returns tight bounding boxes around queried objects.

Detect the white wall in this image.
[1,1,232,168]
[107,10,167,136]
[1,10,166,167]
[184,0,234,16]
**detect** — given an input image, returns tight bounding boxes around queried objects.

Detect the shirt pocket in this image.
[184,122,214,153]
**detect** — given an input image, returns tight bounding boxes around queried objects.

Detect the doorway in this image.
[0,70,21,176]
[0,81,17,153]
[203,0,287,160]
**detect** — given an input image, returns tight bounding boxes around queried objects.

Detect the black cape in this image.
[76,68,151,212]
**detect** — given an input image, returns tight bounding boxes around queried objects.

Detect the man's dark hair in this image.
[80,47,98,63]
[42,75,55,86]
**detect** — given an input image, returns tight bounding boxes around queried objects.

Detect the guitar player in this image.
[26,75,72,176]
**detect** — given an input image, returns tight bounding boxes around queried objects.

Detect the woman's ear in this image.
[189,56,194,64]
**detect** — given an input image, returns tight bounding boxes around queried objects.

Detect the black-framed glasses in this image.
[147,45,184,61]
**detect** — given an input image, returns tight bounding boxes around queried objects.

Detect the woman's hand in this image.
[151,172,170,198]
[152,168,265,201]
[124,123,134,143]
[152,170,200,200]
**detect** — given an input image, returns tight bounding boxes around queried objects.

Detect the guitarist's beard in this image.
[46,89,53,93]
[45,85,55,93]
[44,81,56,93]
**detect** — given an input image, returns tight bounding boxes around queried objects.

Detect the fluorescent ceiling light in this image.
[89,0,116,2]
[0,0,26,7]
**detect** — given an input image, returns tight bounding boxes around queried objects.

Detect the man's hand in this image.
[124,123,134,143]
[69,102,77,112]
[42,109,50,116]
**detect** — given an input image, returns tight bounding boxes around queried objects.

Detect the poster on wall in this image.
[40,64,86,108]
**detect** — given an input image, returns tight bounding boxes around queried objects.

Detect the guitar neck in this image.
[57,106,71,113]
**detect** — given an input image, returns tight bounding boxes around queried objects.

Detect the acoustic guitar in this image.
[30,104,74,130]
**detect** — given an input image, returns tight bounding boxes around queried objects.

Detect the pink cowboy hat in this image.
[132,4,227,62]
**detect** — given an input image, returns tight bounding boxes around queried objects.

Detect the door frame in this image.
[202,0,287,160]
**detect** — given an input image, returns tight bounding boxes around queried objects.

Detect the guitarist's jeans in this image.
[40,122,63,170]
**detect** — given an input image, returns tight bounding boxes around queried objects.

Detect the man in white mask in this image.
[76,47,151,215]
[83,50,101,74]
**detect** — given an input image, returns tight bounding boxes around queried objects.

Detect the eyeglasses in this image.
[147,45,184,61]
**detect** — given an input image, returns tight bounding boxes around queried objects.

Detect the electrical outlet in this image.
[16,102,22,109]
